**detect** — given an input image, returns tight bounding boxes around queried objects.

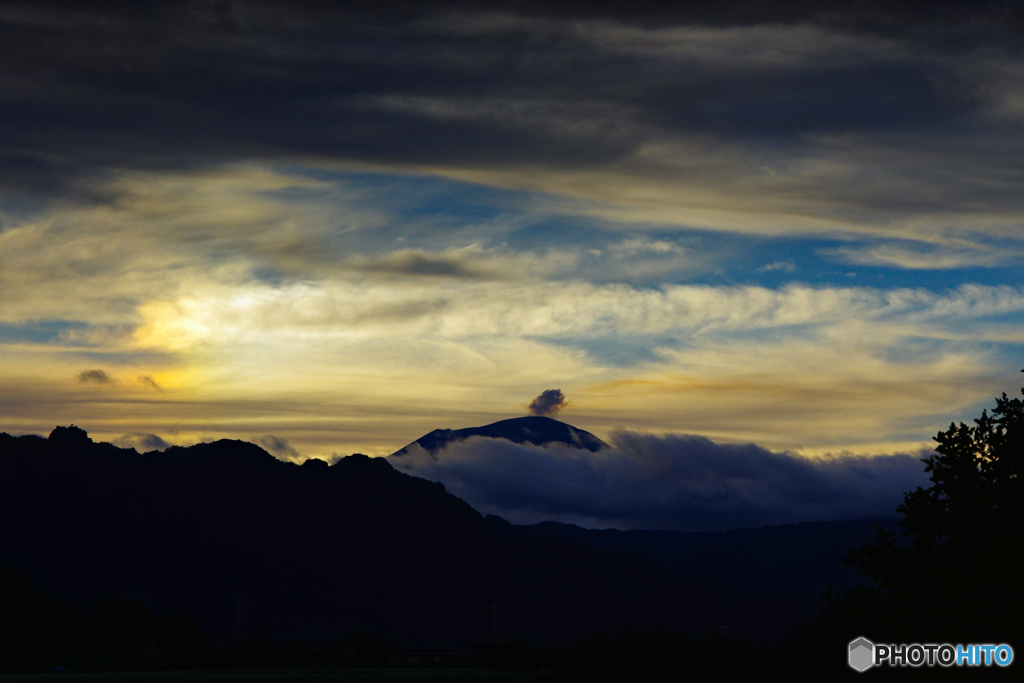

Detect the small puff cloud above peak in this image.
[528,388,568,417]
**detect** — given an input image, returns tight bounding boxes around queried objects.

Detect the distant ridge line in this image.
[390,415,608,457]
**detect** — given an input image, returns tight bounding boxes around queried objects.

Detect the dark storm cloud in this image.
[0,0,629,187]
[528,388,568,416]
[77,369,113,384]
[390,431,931,531]
[2,0,1022,230]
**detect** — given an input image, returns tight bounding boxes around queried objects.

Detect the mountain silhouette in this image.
[0,426,717,649]
[390,415,608,457]
[0,425,886,650]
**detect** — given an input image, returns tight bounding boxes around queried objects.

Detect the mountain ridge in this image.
[390,415,608,457]
[0,426,714,647]
[0,424,884,649]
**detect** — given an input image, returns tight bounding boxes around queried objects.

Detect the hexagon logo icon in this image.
[849,637,875,672]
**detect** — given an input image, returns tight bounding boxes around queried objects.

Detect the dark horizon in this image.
[4,382,1019,676]
[0,423,892,651]
[9,415,918,533]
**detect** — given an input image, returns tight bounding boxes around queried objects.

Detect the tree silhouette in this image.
[845,379,1024,641]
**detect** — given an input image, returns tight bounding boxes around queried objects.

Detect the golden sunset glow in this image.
[1,4,1022,470]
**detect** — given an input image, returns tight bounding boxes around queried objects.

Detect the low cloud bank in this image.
[390,431,930,532]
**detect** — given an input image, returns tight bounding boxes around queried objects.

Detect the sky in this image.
[1,1,1023,526]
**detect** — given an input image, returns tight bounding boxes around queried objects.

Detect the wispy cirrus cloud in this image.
[0,158,1019,458]
[824,242,1022,270]
[114,277,1019,454]
[139,280,1024,342]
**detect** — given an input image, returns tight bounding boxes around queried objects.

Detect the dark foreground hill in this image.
[0,426,881,651]
[514,517,897,597]
[391,416,608,457]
